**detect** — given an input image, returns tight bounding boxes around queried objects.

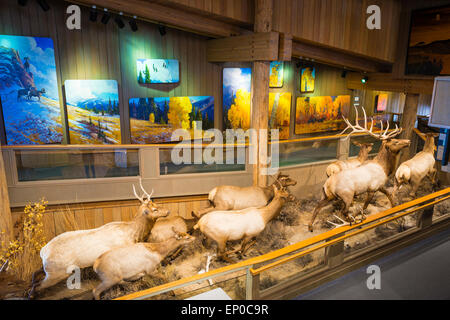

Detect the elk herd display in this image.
[29,107,439,299]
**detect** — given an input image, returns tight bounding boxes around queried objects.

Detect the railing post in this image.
[245,267,260,300]
[337,137,350,160]
[417,204,434,229]
[325,235,345,268]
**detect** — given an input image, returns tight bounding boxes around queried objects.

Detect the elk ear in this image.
[432,133,440,138]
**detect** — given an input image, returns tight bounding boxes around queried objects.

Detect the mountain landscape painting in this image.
[223,68,252,130]
[269,92,291,139]
[137,59,179,84]
[295,95,350,134]
[0,35,63,145]
[129,96,214,143]
[65,80,121,144]
[406,6,450,75]
[269,61,284,87]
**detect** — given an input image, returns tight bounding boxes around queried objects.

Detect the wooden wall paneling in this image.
[42,211,56,242]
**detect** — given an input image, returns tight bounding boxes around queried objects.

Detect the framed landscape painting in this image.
[65,80,121,144]
[137,59,179,84]
[269,61,284,87]
[129,96,214,143]
[300,67,315,93]
[0,35,63,145]
[374,93,388,113]
[223,67,252,130]
[295,95,350,134]
[269,92,291,139]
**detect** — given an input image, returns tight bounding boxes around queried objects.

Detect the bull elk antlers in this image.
[133,178,154,203]
[340,106,402,140]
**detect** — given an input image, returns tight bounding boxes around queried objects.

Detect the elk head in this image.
[352,141,374,153]
[173,227,196,244]
[272,172,297,188]
[133,178,169,219]
[272,185,290,200]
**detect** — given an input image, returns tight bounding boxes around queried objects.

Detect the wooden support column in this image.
[0,149,13,244]
[400,93,420,163]
[251,0,273,187]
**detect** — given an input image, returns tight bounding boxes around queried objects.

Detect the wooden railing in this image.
[115,187,450,300]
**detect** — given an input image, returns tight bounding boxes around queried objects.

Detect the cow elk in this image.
[194,185,290,262]
[308,107,410,232]
[326,141,373,176]
[31,179,169,295]
[193,172,296,217]
[93,231,195,300]
[149,215,198,242]
[394,132,439,200]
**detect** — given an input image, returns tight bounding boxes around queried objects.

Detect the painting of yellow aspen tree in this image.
[269,61,284,87]
[300,67,315,93]
[295,95,350,134]
[223,68,252,130]
[129,96,214,143]
[269,92,291,139]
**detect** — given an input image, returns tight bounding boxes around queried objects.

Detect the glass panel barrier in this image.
[349,135,381,157]
[273,139,338,167]
[159,146,246,175]
[15,149,139,181]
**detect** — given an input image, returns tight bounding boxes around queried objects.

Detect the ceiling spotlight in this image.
[101,8,111,24]
[37,0,50,11]
[158,24,166,36]
[115,12,125,29]
[89,5,98,22]
[129,16,138,32]
[341,70,347,78]
[361,76,369,84]
[18,0,28,6]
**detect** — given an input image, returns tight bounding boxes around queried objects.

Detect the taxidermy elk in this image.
[149,215,198,242]
[93,231,195,300]
[194,185,290,262]
[326,141,373,176]
[30,179,169,296]
[308,107,410,232]
[192,172,296,217]
[393,132,439,199]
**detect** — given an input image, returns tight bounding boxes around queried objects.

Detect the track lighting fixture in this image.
[101,8,111,25]
[115,12,125,29]
[129,16,138,32]
[89,5,98,22]
[158,24,166,36]
[37,0,50,11]
[361,76,369,83]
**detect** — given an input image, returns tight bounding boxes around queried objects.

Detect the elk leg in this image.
[409,177,421,197]
[239,236,255,256]
[308,198,330,232]
[429,168,437,185]
[36,271,68,292]
[93,277,120,300]
[217,239,233,263]
[363,192,375,210]
[379,187,395,208]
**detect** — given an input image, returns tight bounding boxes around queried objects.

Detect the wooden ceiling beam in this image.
[207,32,279,62]
[68,0,246,38]
[346,72,434,94]
[292,40,392,73]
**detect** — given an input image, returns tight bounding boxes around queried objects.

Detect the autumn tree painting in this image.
[129,96,214,143]
[223,68,252,130]
[269,92,291,139]
[295,95,350,134]
[269,61,284,88]
[300,67,315,93]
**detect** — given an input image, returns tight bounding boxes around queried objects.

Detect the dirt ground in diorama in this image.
[1,178,448,300]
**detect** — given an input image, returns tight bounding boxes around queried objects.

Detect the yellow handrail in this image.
[1,130,390,150]
[115,187,450,300]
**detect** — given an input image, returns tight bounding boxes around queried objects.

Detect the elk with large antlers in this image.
[394,132,439,200]
[326,141,373,177]
[192,172,296,218]
[308,107,410,232]
[30,179,169,295]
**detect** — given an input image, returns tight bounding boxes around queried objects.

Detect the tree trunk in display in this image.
[252,0,273,187]
[0,149,13,244]
[400,93,419,163]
